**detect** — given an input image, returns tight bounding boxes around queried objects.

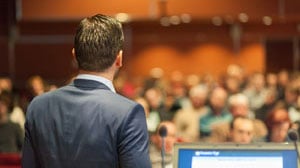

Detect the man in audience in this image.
[243,72,268,112]
[145,87,171,121]
[173,85,208,142]
[255,88,278,121]
[150,121,177,168]
[135,97,160,133]
[229,116,254,143]
[200,87,232,139]
[0,92,23,153]
[0,76,13,94]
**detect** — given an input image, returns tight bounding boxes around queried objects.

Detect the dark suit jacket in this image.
[22,79,151,168]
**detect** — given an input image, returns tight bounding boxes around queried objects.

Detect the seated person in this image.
[173,85,208,142]
[0,92,23,153]
[135,97,160,133]
[200,87,232,139]
[229,116,254,144]
[150,121,177,168]
[265,108,291,142]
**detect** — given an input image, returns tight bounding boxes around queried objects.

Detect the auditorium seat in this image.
[0,153,21,168]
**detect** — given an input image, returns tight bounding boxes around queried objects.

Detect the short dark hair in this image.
[74,14,124,72]
[230,116,251,130]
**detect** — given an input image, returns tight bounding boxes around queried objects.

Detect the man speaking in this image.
[22,14,151,168]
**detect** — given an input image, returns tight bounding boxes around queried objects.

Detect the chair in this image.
[0,153,21,168]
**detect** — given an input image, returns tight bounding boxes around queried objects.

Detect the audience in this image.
[2,65,300,161]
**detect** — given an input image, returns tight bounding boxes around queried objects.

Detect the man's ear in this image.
[71,48,79,68]
[115,50,123,67]
[72,48,76,59]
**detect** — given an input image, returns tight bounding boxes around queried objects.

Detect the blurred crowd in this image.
[116,65,300,167]
[1,64,300,167]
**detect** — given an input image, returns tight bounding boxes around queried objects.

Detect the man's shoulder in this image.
[30,85,139,113]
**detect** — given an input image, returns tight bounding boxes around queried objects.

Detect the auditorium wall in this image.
[22,0,299,21]
[1,0,299,87]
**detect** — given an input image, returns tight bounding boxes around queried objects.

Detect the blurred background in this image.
[1,0,300,88]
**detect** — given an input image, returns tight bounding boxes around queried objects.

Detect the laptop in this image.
[173,143,299,168]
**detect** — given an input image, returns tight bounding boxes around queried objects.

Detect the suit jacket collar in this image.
[71,79,111,91]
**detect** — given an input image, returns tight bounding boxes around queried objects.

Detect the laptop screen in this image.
[174,143,298,168]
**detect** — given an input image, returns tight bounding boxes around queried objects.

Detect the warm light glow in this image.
[115,13,131,23]
[238,13,249,23]
[160,17,170,26]
[212,16,222,26]
[170,15,181,25]
[181,14,191,23]
[262,16,272,26]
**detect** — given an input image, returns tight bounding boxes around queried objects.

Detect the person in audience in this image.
[229,116,254,144]
[27,75,46,97]
[243,72,268,112]
[0,92,23,153]
[224,77,241,96]
[226,64,245,84]
[173,85,208,142]
[0,76,13,94]
[255,88,278,121]
[185,74,200,91]
[143,67,166,92]
[266,73,278,91]
[20,75,47,112]
[150,121,177,168]
[169,71,188,108]
[199,87,232,139]
[209,93,267,143]
[144,87,170,121]
[277,70,290,101]
[282,82,300,122]
[135,97,160,133]
[265,108,291,142]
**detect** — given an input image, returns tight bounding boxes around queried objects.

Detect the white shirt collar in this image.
[76,74,116,93]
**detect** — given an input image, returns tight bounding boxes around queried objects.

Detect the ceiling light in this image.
[181,14,191,23]
[160,17,170,26]
[238,13,249,23]
[170,15,181,25]
[212,16,222,26]
[115,13,130,23]
[262,16,272,26]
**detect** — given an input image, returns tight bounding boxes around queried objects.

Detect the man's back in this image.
[22,79,151,168]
